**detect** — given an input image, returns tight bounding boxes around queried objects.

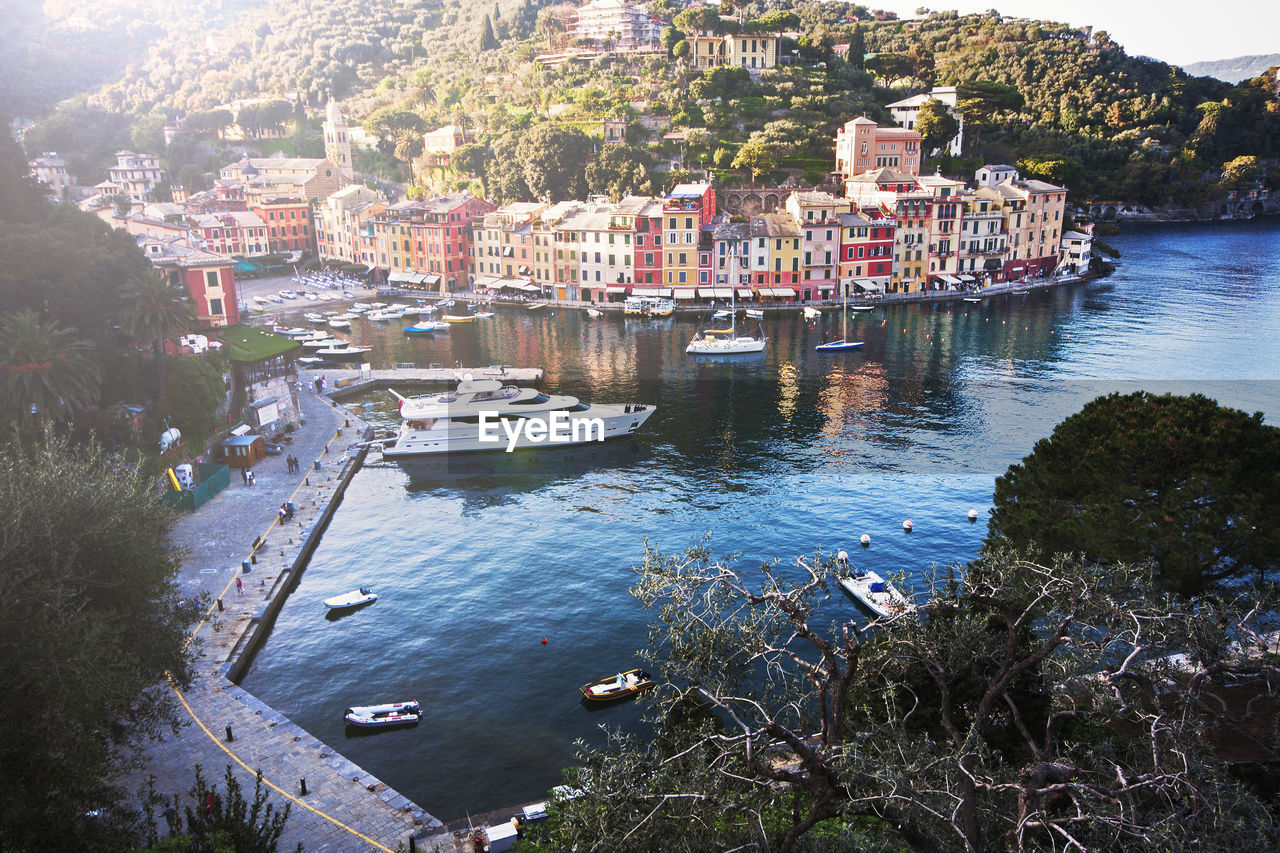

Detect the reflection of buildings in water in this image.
[815,362,890,453]
[776,361,800,422]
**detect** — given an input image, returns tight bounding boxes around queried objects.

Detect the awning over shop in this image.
[737,288,754,298]
[473,275,502,290]
[817,283,834,291]
[519,283,541,292]
[672,288,697,299]
[388,270,415,283]
[958,274,977,283]
[654,288,672,296]
[700,287,733,298]
[854,279,883,293]
[605,286,628,294]
[420,274,441,286]
[759,287,796,297]
[938,274,962,285]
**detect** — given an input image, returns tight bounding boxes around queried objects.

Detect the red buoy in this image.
[541,637,547,644]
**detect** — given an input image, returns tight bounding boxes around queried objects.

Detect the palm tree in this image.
[0,309,101,424]
[117,270,196,395]
[392,128,424,183]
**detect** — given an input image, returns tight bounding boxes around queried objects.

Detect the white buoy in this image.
[860,534,870,546]
[903,519,913,531]
[968,509,979,521]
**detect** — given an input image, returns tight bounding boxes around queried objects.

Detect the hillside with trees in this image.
[857,11,1280,204]
[15,1,1280,206]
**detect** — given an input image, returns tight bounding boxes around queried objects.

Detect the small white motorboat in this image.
[313,344,373,360]
[471,311,495,319]
[803,307,821,320]
[838,564,914,619]
[324,586,378,610]
[585,308,603,318]
[343,699,420,728]
[963,297,982,303]
[403,321,450,334]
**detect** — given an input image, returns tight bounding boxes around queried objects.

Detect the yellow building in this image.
[749,213,802,299]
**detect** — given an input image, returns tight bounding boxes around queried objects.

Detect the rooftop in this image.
[216,325,300,364]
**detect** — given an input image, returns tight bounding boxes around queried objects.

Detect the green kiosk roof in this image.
[217,325,300,364]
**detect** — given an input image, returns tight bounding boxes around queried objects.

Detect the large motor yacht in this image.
[380,378,655,457]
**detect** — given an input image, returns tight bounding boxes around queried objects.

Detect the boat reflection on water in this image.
[380,439,654,507]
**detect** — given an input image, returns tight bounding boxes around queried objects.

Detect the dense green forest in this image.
[11,0,1280,207]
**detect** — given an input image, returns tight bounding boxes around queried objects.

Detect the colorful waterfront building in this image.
[316,185,385,264]
[617,196,664,289]
[837,211,896,297]
[957,193,1008,284]
[916,174,966,290]
[785,191,850,302]
[663,183,716,291]
[887,195,932,293]
[749,213,802,301]
[472,202,548,281]
[250,196,315,255]
[976,177,1067,280]
[576,202,634,303]
[406,193,494,291]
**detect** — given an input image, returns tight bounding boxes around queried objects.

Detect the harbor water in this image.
[241,218,1280,819]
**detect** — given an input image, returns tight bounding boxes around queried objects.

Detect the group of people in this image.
[279,501,295,523]
[240,467,256,486]
[285,454,301,473]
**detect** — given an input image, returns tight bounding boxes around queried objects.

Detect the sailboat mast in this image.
[842,283,848,342]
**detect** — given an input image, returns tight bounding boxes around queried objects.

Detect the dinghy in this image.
[323,586,377,610]
[579,669,655,703]
[343,700,420,728]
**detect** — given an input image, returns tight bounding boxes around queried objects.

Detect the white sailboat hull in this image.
[687,335,766,354]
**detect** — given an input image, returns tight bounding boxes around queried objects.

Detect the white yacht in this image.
[380,378,655,458]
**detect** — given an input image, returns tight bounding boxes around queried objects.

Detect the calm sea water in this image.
[241,219,1280,819]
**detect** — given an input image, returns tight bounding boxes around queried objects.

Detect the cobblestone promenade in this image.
[120,386,461,852]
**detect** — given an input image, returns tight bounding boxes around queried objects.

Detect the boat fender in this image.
[860,534,871,546]
[967,509,979,521]
[902,519,913,532]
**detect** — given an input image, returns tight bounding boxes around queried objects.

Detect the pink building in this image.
[834,117,923,179]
